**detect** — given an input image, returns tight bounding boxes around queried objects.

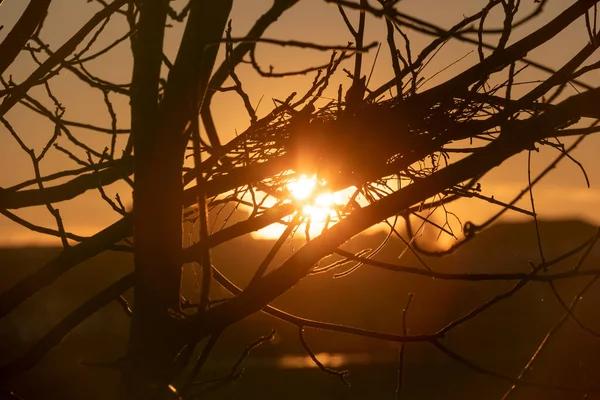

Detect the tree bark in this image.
[122,1,232,398]
[122,1,182,398]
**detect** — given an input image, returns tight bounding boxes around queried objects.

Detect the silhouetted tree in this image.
[1,1,600,399]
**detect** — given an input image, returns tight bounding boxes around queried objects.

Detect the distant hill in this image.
[1,219,599,400]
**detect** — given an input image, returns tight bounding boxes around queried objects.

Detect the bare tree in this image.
[1,0,600,399]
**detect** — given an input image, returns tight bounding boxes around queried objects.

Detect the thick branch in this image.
[0,217,131,319]
[0,0,52,75]
[192,87,600,339]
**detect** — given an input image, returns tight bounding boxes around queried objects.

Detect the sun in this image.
[287,175,317,201]
[252,175,348,239]
[287,175,338,223]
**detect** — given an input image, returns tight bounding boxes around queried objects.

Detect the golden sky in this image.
[1,0,599,246]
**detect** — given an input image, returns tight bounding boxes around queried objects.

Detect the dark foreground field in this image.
[2,219,600,399]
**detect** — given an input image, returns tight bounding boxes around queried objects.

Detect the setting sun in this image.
[302,193,336,222]
[287,175,318,201]
[289,175,338,224]
[252,175,350,239]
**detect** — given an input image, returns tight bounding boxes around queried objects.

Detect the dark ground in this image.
[1,219,600,399]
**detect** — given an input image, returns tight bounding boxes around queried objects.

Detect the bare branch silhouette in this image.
[1,1,600,398]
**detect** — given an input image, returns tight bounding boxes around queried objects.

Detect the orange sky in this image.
[1,0,599,246]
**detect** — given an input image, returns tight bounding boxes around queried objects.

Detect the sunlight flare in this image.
[288,175,338,223]
[253,175,353,239]
[287,175,317,201]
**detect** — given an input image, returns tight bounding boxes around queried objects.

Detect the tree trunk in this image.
[121,1,185,398]
[121,1,232,398]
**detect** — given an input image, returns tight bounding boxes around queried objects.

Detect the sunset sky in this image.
[1,0,599,246]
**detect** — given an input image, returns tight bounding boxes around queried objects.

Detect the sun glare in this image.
[252,175,350,239]
[287,175,335,224]
[287,175,338,223]
[303,193,335,221]
[287,175,317,201]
